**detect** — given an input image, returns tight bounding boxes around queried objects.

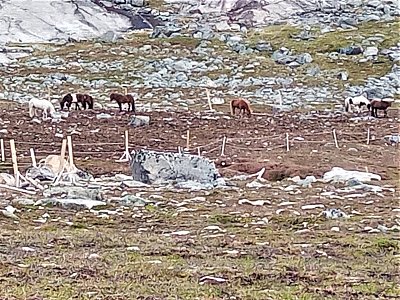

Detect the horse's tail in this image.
[127,94,135,113]
[344,97,351,112]
[28,100,35,118]
[88,96,94,109]
[230,99,235,116]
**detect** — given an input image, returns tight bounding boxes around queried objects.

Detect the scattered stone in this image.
[337,71,349,81]
[164,230,190,236]
[96,113,113,119]
[364,46,379,57]
[238,199,268,206]
[127,246,140,252]
[203,225,225,232]
[118,194,150,207]
[384,134,400,144]
[338,46,363,55]
[43,186,103,201]
[25,166,56,181]
[290,175,317,187]
[87,253,100,260]
[254,41,272,52]
[199,276,227,285]
[272,48,313,66]
[301,204,324,210]
[21,246,36,252]
[36,198,107,210]
[0,173,16,186]
[1,205,19,220]
[322,208,349,219]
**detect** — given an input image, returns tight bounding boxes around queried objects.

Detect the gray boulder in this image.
[129,115,150,127]
[130,149,223,185]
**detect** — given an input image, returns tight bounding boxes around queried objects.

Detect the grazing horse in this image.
[110,92,136,113]
[82,95,94,109]
[344,94,370,113]
[230,98,252,117]
[60,93,94,110]
[28,98,56,119]
[368,99,392,118]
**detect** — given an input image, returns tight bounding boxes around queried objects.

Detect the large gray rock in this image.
[130,149,223,185]
[129,115,150,127]
[0,0,132,44]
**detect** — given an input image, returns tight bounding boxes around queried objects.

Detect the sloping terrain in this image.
[0,0,399,299]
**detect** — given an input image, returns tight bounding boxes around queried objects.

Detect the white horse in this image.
[28,98,56,120]
[344,92,370,113]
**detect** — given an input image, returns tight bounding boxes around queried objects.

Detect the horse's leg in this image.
[384,109,388,118]
[118,102,122,112]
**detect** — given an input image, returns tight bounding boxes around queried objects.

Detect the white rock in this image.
[331,226,340,232]
[87,253,100,260]
[127,246,140,252]
[21,247,36,252]
[199,276,227,285]
[323,167,381,183]
[364,46,379,57]
[301,204,324,210]
[203,225,225,232]
[164,230,190,236]
[238,199,267,206]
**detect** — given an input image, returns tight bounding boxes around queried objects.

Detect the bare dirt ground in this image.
[0,101,399,180]
[0,101,399,299]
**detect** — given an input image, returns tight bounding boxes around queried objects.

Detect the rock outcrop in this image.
[0,0,132,44]
[130,149,223,185]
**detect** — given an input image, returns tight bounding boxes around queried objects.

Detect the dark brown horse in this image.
[368,99,392,118]
[60,93,94,110]
[110,92,135,113]
[230,98,252,117]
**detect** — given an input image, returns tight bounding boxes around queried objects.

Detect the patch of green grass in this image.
[159,36,201,48]
[373,238,399,253]
[147,0,166,9]
[248,20,399,54]
[209,214,244,224]
[247,19,399,86]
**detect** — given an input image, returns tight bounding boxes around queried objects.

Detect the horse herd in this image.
[344,93,394,118]
[27,91,393,120]
[229,93,394,118]
[28,92,136,119]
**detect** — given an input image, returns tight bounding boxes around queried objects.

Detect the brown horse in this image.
[230,98,252,117]
[110,92,136,113]
[368,99,392,118]
[60,93,94,110]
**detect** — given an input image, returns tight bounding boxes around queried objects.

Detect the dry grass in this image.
[1,184,399,300]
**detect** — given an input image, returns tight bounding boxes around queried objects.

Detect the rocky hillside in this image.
[0,0,399,110]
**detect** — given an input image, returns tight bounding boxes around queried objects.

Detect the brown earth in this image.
[0,101,399,184]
